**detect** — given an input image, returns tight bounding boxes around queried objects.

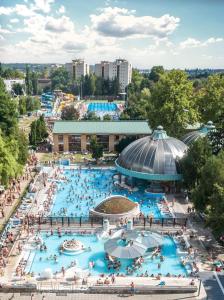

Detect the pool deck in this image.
[1,164,224,299]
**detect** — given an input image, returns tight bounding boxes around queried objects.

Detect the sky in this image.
[0,0,224,68]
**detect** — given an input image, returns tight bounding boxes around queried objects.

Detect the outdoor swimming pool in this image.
[88,102,118,112]
[27,232,188,277]
[51,168,167,218]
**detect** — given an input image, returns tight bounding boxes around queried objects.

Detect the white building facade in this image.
[3,79,25,92]
[65,59,89,80]
[94,59,132,92]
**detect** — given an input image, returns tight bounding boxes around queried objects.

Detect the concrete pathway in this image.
[200,271,224,300]
[0,292,206,300]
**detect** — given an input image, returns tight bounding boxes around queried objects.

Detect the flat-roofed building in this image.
[65,59,89,80]
[94,59,132,92]
[37,78,52,91]
[53,120,151,153]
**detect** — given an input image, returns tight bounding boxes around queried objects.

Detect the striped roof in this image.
[53,121,151,135]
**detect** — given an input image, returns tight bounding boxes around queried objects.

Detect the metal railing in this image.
[22,216,188,229]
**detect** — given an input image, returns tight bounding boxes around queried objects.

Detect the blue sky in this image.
[0,0,224,68]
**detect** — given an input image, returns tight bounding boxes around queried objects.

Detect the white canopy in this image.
[104,237,147,259]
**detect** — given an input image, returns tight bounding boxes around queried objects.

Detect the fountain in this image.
[60,239,85,255]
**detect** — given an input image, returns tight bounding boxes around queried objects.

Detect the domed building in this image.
[90,195,140,221]
[115,126,188,182]
[181,121,215,146]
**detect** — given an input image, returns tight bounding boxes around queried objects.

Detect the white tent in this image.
[104,237,147,259]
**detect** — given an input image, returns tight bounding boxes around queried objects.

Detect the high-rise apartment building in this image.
[94,59,132,92]
[65,59,89,80]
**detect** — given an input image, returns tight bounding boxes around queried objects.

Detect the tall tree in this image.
[192,151,224,213]
[0,78,18,135]
[208,114,224,155]
[197,74,224,123]
[180,138,212,190]
[50,67,69,91]
[12,83,24,96]
[31,71,38,95]
[90,136,103,162]
[25,65,32,95]
[149,66,165,82]
[148,70,199,137]
[29,115,48,146]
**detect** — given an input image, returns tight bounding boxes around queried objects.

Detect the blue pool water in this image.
[51,168,165,218]
[28,232,188,276]
[88,102,117,112]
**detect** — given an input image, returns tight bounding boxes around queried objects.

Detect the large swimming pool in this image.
[88,103,118,112]
[27,232,188,277]
[51,168,167,218]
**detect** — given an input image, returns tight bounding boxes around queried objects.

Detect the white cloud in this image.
[0,34,5,41]
[0,6,14,15]
[0,1,54,17]
[58,5,66,14]
[45,16,74,33]
[0,26,13,34]
[10,18,19,23]
[90,7,180,38]
[180,37,223,49]
[32,0,55,14]
[62,41,87,52]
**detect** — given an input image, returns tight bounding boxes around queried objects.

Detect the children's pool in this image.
[27,232,188,277]
[88,103,117,112]
[50,168,168,218]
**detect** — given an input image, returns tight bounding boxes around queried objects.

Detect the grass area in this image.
[18,115,38,136]
[95,196,137,214]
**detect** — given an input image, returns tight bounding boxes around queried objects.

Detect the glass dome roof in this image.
[116,126,188,181]
[181,121,215,146]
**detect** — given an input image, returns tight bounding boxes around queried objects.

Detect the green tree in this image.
[16,131,29,165]
[0,134,22,186]
[209,115,224,155]
[25,65,32,95]
[192,150,224,212]
[180,138,212,190]
[103,114,112,121]
[149,66,165,82]
[83,111,100,120]
[148,70,199,137]
[61,105,79,120]
[18,97,27,115]
[115,136,136,153]
[50,67,69,91]
[31,71,38,95]
[0,78,18,135]
[12,83,24,96]
[95,77,103,95]
[206,183,224,237]
[197,74,224,123]
[29,115,48,146]
[90,136,103,162]
[26,96,40,112]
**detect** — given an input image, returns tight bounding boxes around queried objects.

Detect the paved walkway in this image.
[0,292,206,300]
[0,164,36,230]
[200,271,224,300]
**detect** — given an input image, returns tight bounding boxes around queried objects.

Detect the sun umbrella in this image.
[104,237,147,259]
[124,231,163,249]
[135,232,163,249]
